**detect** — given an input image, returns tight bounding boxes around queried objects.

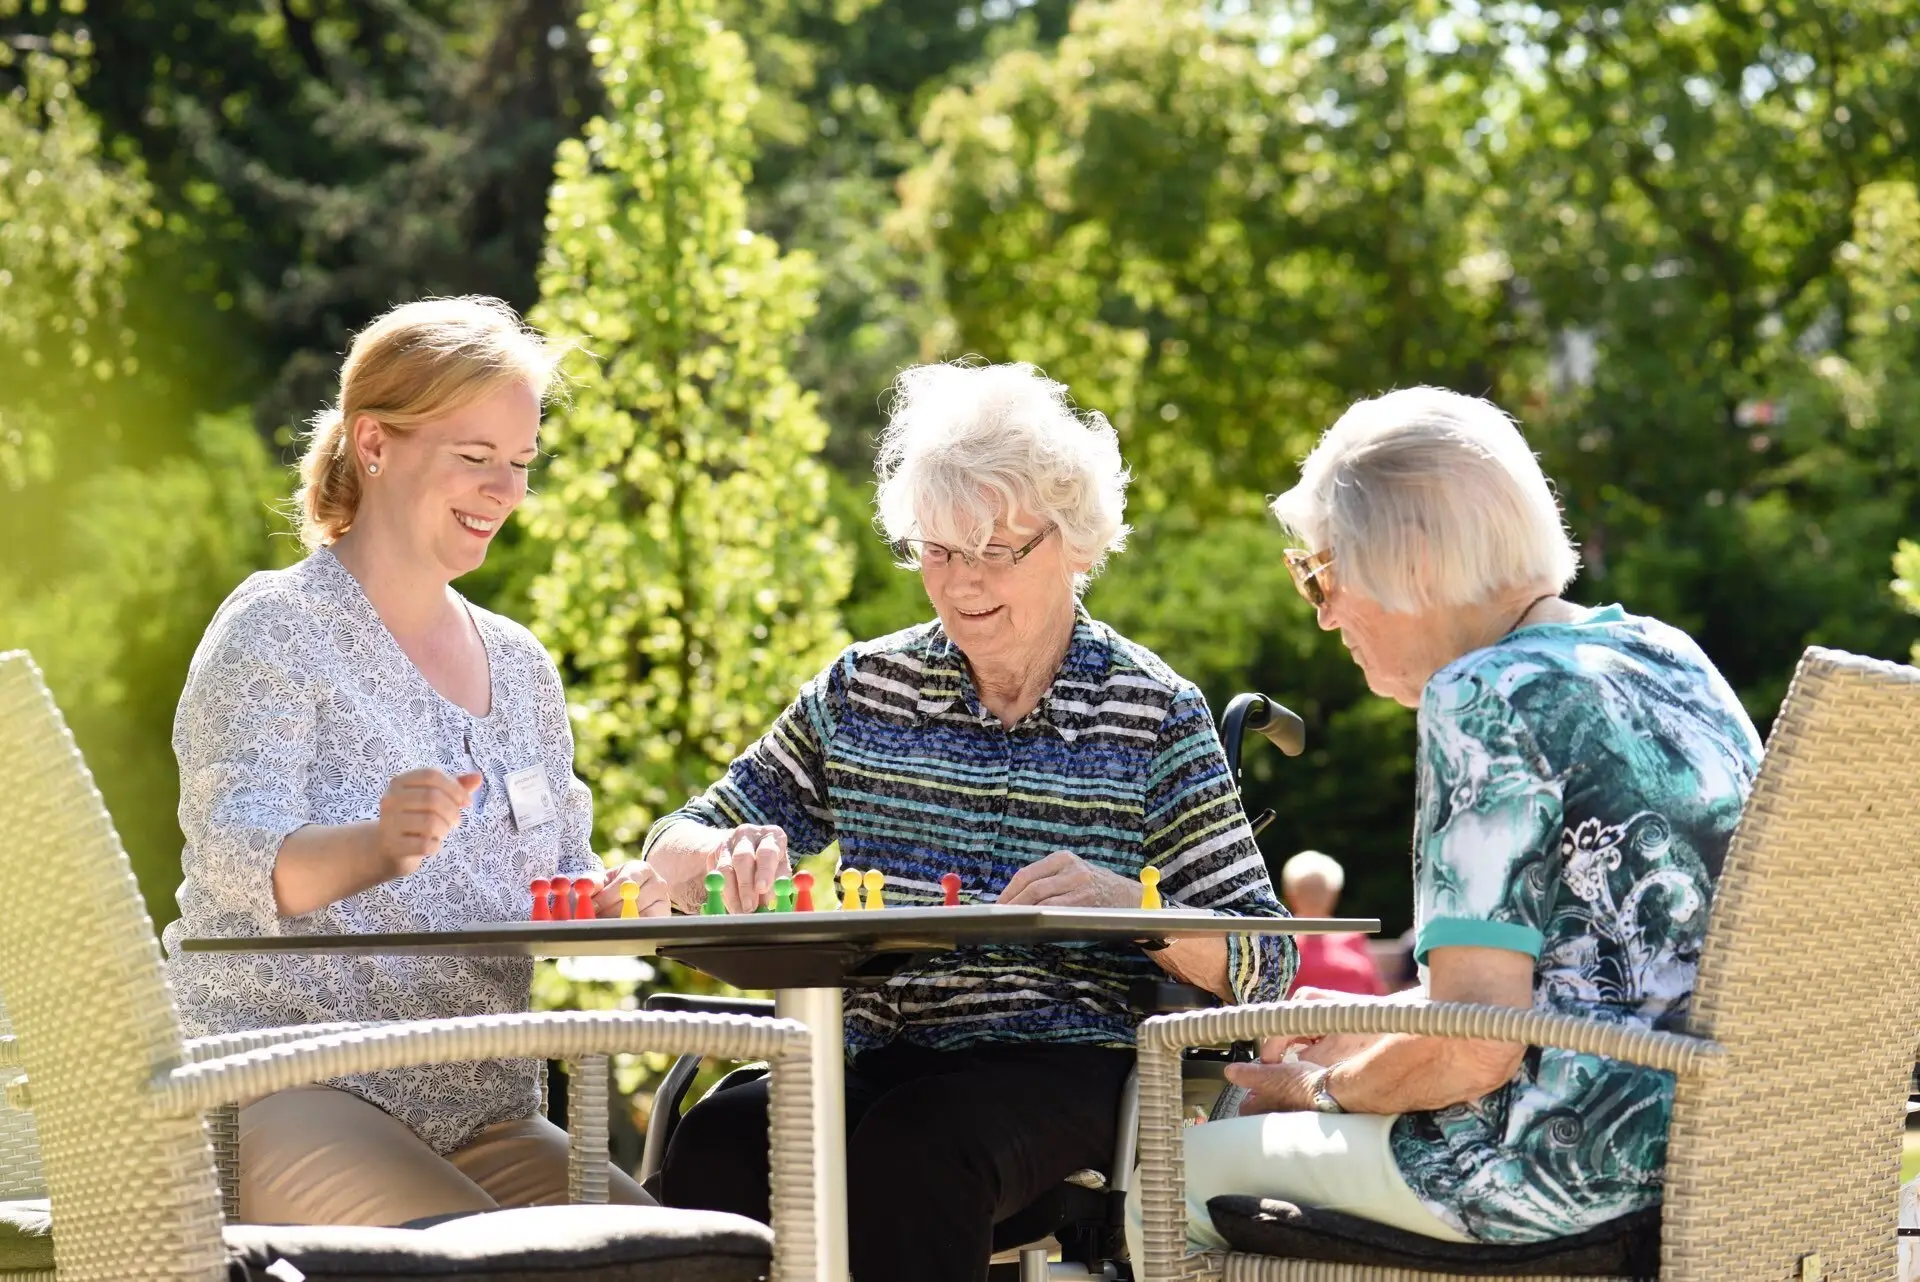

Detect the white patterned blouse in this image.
[160,548,599,1154]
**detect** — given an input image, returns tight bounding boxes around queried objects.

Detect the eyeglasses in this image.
[1284,548,1336,608]
[891,524,1057,571]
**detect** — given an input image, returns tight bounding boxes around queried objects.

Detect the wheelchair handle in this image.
[1221,691,1306,776]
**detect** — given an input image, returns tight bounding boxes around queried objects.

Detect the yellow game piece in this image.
[839,868,863,911]
[1139,865,1163,910]
[619,882,640,919]
[863,869,886,911]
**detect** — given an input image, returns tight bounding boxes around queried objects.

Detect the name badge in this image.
[505,764,557,832]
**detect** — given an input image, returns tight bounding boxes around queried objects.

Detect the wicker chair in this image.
[1135,646,1920,1282]
[0,649,820,1282]
[1,993,53,1282]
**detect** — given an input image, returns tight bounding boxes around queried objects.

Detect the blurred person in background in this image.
[1280,850,1384,997]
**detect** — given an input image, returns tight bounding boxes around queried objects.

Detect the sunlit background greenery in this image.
[5,0,1919,1138]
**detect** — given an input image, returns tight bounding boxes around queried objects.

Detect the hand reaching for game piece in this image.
[1256,985,1391,1065]
[995,850,1140,909]
[372,768,482,879]
[595,860,671,918]
[707,824,792,914]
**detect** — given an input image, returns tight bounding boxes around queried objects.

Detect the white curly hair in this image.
[874,360,1132,587]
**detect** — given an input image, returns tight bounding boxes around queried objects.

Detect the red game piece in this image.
[572,877,596,920]
[941,872,962,907]
[530,878,551,921]
[792,870,815,913]
[551,876,572,920]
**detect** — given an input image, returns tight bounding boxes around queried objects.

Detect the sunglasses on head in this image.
[1284,548,1335,608]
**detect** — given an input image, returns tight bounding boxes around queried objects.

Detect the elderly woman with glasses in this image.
[644,360,1296,1282]
[1128,386,1762,1255]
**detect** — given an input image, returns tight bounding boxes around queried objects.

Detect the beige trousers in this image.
[239,1084,652,1226]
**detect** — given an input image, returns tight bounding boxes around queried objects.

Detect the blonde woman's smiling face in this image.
[355,379,541,580]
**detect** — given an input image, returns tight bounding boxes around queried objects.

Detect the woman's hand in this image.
[1222,1059,1322,1115]
[995,851,1141,908]
[1257,985,1388,1064]
[707,825,791,913]
[373,768,482,878]
[595,860,672,918]
[273,768,479,916]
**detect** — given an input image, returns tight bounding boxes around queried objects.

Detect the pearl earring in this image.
[367,463,380,476]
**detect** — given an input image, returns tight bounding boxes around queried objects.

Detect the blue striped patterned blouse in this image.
[649,612,1297,1056]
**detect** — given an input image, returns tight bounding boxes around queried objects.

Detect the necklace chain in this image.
[1508,593,1558,636]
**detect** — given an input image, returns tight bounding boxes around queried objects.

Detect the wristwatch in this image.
[1307,1066,1346,1114]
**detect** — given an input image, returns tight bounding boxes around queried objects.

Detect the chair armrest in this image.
[183,1021,393,1062]
[1131,999,1724,1282]
[148,1008,808,1115]
[151,1009,820,1282]
[1139,998,1725,1075]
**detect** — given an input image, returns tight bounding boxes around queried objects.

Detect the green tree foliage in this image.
[2,2,300,926]
[1481,2,1920,717]
[16,0,606,427]
[1895,540,1920,665]
[528,0,851,855]
[0,413,297,925]
[0,0,149,495]
[718,0,1074,467]
[901,0,1920,929]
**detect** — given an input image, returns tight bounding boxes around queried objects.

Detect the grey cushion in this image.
[224,1204,772,1282]
[0,1198,52,1272]
[1206,1197,1660,1278]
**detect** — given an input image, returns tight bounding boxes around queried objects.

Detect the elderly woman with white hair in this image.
[1129,386,1763,1255]
[645,361,1296,1280]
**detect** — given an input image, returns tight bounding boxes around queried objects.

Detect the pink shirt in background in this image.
[1287,931,1385,997]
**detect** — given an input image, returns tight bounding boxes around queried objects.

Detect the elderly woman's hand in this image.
[995,851,1141,908]
[1257,986,1389,1064]
[710,825,791,913]
[1222,1059,1321,1115]
[593,860,672,918]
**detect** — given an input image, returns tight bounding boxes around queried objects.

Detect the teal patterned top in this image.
[1388,604,1762,1241]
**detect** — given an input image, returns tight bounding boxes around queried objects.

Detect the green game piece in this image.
[702,870,727,916]
[773,877,796,913]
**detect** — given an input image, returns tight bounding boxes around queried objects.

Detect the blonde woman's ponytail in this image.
[295,406,362,549]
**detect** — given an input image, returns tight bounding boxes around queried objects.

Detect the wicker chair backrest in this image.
[1663,646,1920,1280]
[0,652,225,1281]
[0,993,47,1202]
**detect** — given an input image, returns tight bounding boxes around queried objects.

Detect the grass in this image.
[1905,1130,1920,1184]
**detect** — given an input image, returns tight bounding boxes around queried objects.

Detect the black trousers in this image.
[658,1039,1134,1282]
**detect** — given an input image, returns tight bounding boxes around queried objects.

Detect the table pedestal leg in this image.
[777,986,849,1282]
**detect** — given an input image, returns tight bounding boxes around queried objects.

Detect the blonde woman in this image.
[161,296,668,1226]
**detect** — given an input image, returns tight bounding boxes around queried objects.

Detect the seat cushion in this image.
[0,1198,52,1272]
[1207,1197,1661,1278]
[224,1204,772,1282]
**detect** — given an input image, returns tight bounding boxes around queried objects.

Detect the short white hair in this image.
[1280,850,1345,895]
[1269,387,1579,613]
[874,360,1131,582]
